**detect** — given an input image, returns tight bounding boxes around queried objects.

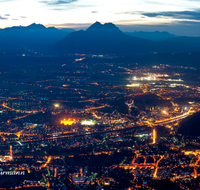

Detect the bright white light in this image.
[126,83,140,87]
[54,104,59,108]
[188,102,194,104]
[81,120,96,125]
[132,76,157,81]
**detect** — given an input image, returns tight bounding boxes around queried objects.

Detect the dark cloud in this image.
[21,16,27,18]
[142,10,200,20]
[40,0,77,5]
[4,14,10,16]
[91,11,98,13]
[0,16,8,20]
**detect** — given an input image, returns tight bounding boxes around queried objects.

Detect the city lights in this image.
[0,41,200,189]
[162,110,168,115]
[62,84,70,87]
[81,120,96,125]
[133,76,157,81]
[126,83,140,87]
[60,119,76,125]
[54,103,59,108]
[152,129,156,144]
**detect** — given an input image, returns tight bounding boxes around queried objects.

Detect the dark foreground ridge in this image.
[178,112,200,136]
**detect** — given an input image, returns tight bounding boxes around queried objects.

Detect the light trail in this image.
[0,135,5,141]
[155,108,195,125]
[143,156,147,165]
[79,98,101,103]
[85,104,107,111]
[13,114,31,120]
[193,155,200,178]
[54,168,57,178]
[39,156,52,169]
[2,103,16,111]
[10,145,12,158]
[153,155,164,178]
[92,112,101,119]
[131,152,139,164]
[152,129,156,144]
[0,130,24,138]
[138,107,196,127]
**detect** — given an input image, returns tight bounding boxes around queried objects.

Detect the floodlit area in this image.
[60,119,76,125]
[81,120,96,125]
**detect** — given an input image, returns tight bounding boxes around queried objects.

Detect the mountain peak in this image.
[103,22,118,29]
[86,21,121,33]
[27,23,46,29]
[86,21,103,31]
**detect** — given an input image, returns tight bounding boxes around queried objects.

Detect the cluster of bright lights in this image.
[162,110,168,114]
[149,73,169,77]
[182,150,200,156]
[169,83,183,87]
[132,73,182,82]
[75,57,85,62]
[81,120,96,125]
[133,76,157,81]
[132,73,168,81]
[63,84,70,87]
[164,78,183,82]
[135,133,150,137]
[54,103,59,108]
[61,119,76,125]
[152,66,160,68]
[126,83,140,87]
[188,102,194,104]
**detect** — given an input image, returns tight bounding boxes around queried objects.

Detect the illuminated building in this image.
[54,103,59,108]
[60,119,76,125]
[153,129,156,144]
[62,84,70,87]
[81,120,96,125]
[126,83,140,87]
[80,168,83,177]
[54,168,57,178]
[10,145,12,158]
[134,132,150,138]
[133,76,156,81]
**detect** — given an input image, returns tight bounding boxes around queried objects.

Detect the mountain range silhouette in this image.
[1,21,200,55]
[51,21,200,55]
[0,23,74,51]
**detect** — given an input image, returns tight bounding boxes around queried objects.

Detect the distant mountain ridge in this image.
[51,21,200,55]
[0,23,75,51]
[1,22,200,55]
[5,23,46,30]
[125,31,178,41]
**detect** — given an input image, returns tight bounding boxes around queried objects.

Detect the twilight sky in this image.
[0,0,200,36]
